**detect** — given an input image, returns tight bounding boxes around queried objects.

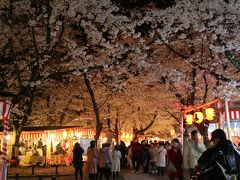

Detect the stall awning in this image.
[223,110,240,120]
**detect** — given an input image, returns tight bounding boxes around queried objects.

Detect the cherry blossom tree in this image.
[1,0,240,150]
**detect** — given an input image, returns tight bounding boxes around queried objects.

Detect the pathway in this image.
[7,166,191,180]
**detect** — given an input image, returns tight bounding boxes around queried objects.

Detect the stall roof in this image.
[0,125,83,132]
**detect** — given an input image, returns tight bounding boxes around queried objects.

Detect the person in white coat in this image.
[111,145,122,180]
[149,142,157,173]
[87,141,98,180]
[99,143,112,180]
[183,130,206,178]
[155,142,167,176]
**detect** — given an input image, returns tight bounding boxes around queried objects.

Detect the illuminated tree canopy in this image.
[0,0,240,137]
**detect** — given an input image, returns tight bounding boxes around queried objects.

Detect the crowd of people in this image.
[72,128,240,180]
[73,141,123,180]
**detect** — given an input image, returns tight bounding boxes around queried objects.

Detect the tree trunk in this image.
[83,73,102,146]
[12,127,21,147]
[12,120,22,160]
[114,111,119,145]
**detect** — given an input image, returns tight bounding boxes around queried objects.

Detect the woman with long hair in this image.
[73,142,84,180]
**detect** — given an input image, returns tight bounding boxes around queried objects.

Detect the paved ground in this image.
[7,166,190,180]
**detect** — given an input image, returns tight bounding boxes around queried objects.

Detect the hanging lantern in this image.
[186,114,193,125]
[205,108,215,121]
[170,128,175,136]
[194,112,203,124]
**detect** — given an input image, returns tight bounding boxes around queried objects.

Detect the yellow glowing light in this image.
[194,112,203,124]
[205,108,215,121]
[6,135,11,140]
[69,130,74,137]
[76,132,81,138]
[62,131,67,139]
[130,134,133,140]
[170,128,175,136]
[103,137,107,143]
[121,132,125,139]
[186,114,193,125]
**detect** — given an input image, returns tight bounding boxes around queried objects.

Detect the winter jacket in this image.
[73,147,84,168]
[111,150,121,172]
[197,140,240,180]
[99,147,111,168]
[183,139,206,169]
[156,146,167,167]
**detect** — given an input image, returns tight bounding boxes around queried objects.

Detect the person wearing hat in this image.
[196,129,240,180]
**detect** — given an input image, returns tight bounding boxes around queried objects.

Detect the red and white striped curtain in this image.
[223,110,240,120]
[222,110,240,137]
[0,100,13,162]
[0,100,12,120]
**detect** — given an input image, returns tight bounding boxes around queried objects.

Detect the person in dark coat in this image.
[119,141,127,168]
[131,140,143,173]
[73,142,84,180]
[197,129,240,180]
[142,143,150,173]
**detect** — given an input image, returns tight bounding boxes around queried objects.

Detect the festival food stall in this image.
[220,108,240,144]
[0,126,106,166]
[0,126,133,166]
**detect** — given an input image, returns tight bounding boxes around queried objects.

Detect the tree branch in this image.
[49,16,65,53]
[156,32,189,59]
[190,68,197,105]
[190,61,232,82]
[84,72,102,140]
[217,37,240,69]
[160,108,181,124]
[0,90,18,97]
[135,110,158,134]
[8,0,23,88]
[202,71,208,103]
[45,0,53,49]
[42,65,104,80]
[59,98,73,126]
[97,92,115,110]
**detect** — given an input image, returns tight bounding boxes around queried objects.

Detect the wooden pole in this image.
[224,98,232,141]
[181,111,184,148]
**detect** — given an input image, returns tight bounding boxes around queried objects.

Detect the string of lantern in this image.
[182,98,222,125]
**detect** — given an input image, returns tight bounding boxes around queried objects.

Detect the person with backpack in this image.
[197,129,240,180]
